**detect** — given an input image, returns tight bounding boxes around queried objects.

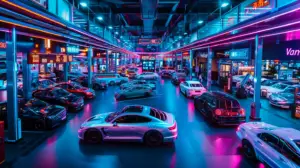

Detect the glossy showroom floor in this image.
[12,79,300,168]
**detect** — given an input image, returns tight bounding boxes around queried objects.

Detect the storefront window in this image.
[239,0,274,22]
[277,0,297,8]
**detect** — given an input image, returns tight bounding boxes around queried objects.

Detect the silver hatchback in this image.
[115,85,153,100]
[78,105,177,146]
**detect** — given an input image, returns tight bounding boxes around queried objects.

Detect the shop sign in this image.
[197,51,208,58]
[28,53,73,64]
[66,46,79,54]
[0,42,6,49]
[245,0,271,14]
[286,48,300,56]
[141,56,155,60]
[228,49,249,60]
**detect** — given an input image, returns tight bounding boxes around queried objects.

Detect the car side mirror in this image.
[113,122,118,127]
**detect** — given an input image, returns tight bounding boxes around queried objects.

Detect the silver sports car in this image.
[120,80,156,90]
[78,105,177,146]
[115,85,153,100]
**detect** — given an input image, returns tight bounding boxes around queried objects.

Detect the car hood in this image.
[44,105,65,115]
[81,112,112,127]
[270,93,294,101]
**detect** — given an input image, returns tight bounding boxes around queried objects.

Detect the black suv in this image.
[194,91,246,125]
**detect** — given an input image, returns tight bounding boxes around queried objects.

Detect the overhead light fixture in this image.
[184,32,188,35]
[115,32,119,35]
[80,2,87,7]
[108,26,113,29]
[97,16,103,21]
[179,36,182,39]
[221,2,229,8]
[120,36,123,39]
[198,20,204,24]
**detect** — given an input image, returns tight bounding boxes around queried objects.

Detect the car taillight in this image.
[239,108,245,116]
[86,92,93,96]
[168,123,176,130]
[215,109,222,116]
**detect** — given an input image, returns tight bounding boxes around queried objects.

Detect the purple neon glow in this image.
[168,6,300,53]
[286,48,300,56]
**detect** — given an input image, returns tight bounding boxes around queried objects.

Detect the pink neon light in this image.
[169,6,300,52]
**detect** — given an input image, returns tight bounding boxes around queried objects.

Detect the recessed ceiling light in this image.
[198,20,204,24]
[221,2,229,8]
[80,2,87,7]
[108,26,113,29]
[97,16,103,21]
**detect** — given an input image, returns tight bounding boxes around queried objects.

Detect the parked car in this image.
[136,72,159,80]
[248,79,288,96]
[194,91,246,125]
[75,76,108,90]
[161,71,173,79]
[268,86,299,109]
[78,105,177,146]
[68,72,86,81]
[236,122,300,167]
[171,72,186,85]
[179,81,206,98]
[33,87,84,112]
[0,98,67,130]
[120,80,156,90]
[261,83,296,98]
[234,75,254,88]
[94,73,128,85]
[126,68,138,79]
[115,85,153,100]
[55,81,95,99]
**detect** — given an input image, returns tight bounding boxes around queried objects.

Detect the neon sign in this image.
[286,48,300,56]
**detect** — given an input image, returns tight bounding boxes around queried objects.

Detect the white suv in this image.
[179,81,206,98]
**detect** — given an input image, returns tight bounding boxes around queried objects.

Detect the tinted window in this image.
[115,115,150,123]
[34,90,47,97]
[260,133,281,152]
[281,140,300,165]
[121,106,143,113]
[285,87,295,93]
[295,140,300,148]
[272,83,289,90]
[52,89,69,97]
[190,84,202,87]
[219,99,240,108]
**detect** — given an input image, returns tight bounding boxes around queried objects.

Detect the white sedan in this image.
[236,122,300,168]
[179,81,206,98]
[136,72,159,80]
[261,83,295,98]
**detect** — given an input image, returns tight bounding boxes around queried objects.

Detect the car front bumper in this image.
[269,100,291,109]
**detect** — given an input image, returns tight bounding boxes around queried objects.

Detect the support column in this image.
[114,53,117,73]
[251,35,263,120]
[22,53,32,100]
[174,53,177,70]
[180,52,183,69]
[189,50,193,80]
[63,62,69,82]
[87,46,93,88]
[106,50,109,73]
[207,47,213,91]
[6,27,21,142]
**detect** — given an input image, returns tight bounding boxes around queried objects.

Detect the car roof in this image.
[121,105,151,115]
[186,81,200,84]
[271,128,300,141]
[208,91,239,101]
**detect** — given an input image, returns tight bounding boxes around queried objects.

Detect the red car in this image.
[55,81,95,99]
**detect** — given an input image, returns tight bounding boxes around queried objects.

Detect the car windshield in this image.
[177,73,186,77]
[190,83,202,87]
[295,140,300,149]
[105,111,124,122]
[52,89,70,96]
[262,80,277,86]
[272,83,289,90]
[73,83,82,89]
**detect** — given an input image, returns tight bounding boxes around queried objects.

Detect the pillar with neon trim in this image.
[87,46,93,88]
[251,35,263,120]
[207,47,213,91]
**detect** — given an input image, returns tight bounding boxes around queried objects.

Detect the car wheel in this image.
[242,139,256,160]
[144,130,163,146]
[185,91,189,98]
[93,84,100,90]
[34,120,45,130]
[84,128,103,144]
[109,81,115,86]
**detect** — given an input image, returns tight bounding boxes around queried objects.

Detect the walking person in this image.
[198,73,203,83]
